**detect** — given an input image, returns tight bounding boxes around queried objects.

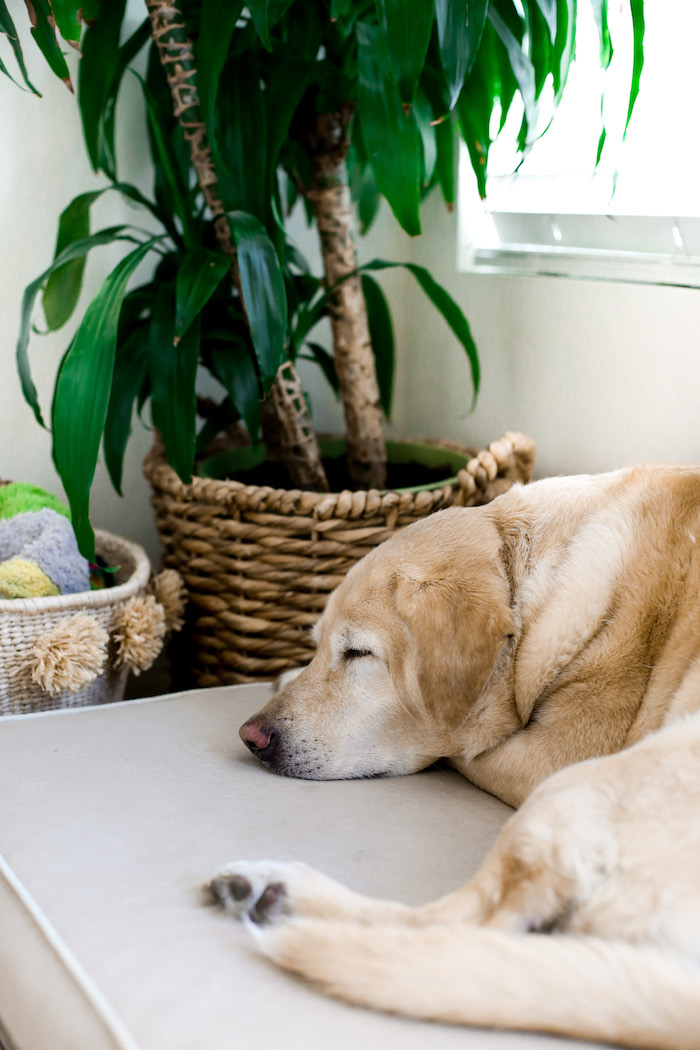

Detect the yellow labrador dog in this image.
[209,465,700,1049]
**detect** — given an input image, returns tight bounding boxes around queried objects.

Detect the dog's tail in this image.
[253,919,700,1049]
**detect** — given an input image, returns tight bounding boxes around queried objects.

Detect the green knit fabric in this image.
[0,483,70,521]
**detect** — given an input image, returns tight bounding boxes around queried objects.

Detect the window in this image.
[458,1,700,287]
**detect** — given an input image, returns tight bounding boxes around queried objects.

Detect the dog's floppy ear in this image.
[391,568,514,726]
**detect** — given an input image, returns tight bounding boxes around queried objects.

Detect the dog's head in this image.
[239,507,514,779]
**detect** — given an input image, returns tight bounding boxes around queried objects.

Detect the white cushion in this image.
[0,685,606,1049]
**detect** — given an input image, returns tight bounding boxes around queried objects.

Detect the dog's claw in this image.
[250,882,286,925]
[207,862,292,923]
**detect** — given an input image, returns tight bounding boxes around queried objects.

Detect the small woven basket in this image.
[0,530,153,715]
[145,431,535,686]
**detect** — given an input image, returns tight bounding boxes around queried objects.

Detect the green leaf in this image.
[589,0,612,67]
[303,342,339,396]
[228,211,287,388]
[551,0,575,102]
[0,0,40,93]
[356,163,382,234]
[214,53,268,220]
[209,342,262,442]
[99,18,152,179]
[43,191,105,331]
[28,0,72,87]
[456,26,499,198]
[357,21,422,236]
[50,0,82,43]
[247,0,297,46]
[488,5,537,147]
[175,249,230,341]
[267,57,314,170]
[525,0,553,101]
[0,52,23,89]
[117,281,158,338]
[17,226,139,427]
[42,183,166,333]
[358,258,479,397]
[414,88,437,186]
[361,274,394,417]
[489,19,517,130]
[435,0,489,110]
[247,0,271,48]
[285,241,314,276]
[195,396,240,456]
[78,0,127,174]
[348,141,379,234]
[52,238,158,560]
[434,112,456,206]
[375,0,434,106]
[532,0,557,43]
[291,289,326,354]
[625,0,644,136]
[198,0,245,146]
[104,324,150,494]
[269,0,299,26]
[149,288,200,485]
[596,124,606,168]
[138,72,195,246]
[349,117,382,233]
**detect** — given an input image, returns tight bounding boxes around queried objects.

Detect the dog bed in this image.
[0,684,610,1050]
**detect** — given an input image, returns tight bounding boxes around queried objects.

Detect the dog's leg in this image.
[213,767,700,1049]
[207,860,418,925]
[252,919,700,1050]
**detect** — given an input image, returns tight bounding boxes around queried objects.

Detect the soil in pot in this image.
[196,437,475,493]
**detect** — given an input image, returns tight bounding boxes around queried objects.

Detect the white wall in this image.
[2,19,700,569]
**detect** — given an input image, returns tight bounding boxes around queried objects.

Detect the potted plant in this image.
[10,0,643,683]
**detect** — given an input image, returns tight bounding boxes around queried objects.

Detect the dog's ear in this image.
[391,569,514,726]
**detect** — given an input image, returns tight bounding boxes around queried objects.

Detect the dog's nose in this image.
[239,718,279,759]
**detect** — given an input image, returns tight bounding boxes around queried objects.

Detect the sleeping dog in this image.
[209,465,700,1049]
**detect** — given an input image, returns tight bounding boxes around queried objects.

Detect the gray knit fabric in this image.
[0,508,90,594]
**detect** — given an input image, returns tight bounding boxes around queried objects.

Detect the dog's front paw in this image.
[207,860,310,925]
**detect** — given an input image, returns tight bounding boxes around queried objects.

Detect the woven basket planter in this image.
[0,530,170,715]
[144,431,535,687]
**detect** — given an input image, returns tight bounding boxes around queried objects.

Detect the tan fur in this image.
[212,465,700,1048]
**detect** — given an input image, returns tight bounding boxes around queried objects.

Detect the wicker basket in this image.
[0,530,153,715]
[144,431,536,686]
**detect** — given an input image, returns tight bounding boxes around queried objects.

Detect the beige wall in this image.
[0,12,160,557]
[390,194,700,480]
[2,24,700,566]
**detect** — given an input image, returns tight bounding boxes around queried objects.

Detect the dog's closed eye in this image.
[343,648,373,661]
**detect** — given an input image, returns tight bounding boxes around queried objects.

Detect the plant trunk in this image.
[144,0,329,492]
[309,109,387,490]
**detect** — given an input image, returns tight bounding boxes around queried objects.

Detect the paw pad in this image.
[250,883,285,925]
[207,863,292,924]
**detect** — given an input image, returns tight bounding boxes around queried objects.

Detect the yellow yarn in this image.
[0,557,59,599]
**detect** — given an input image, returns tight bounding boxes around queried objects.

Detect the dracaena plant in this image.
[9,0,644,560]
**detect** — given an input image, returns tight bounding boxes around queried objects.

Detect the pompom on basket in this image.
[0,529,185,715]
[144,431,536,687]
